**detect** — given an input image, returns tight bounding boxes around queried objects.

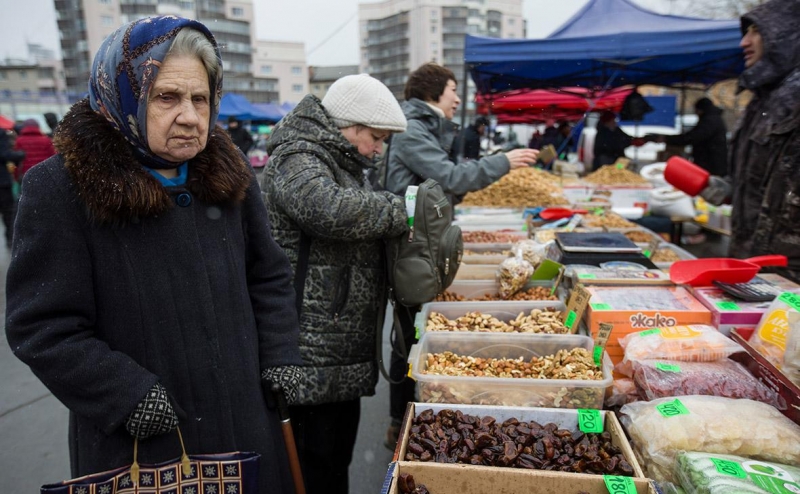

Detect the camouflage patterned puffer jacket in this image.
[261,94,408,405]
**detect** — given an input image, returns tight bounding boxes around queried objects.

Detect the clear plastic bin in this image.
[454,264,500,281]
[462,244,513,265]
[415,300,567,337]
[652,242,696,270]
[408,332,613,409]
[440,279,559,300]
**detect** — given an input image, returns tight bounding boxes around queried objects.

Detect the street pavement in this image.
[0,242,395,492]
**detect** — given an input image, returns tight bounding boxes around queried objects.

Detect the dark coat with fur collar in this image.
[5,99,302,493]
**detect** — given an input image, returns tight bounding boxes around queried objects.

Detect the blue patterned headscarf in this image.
[88,16,223,168]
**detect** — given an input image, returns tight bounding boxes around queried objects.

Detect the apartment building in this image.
[53,0,276,102]
[358,0,525,112]
[0,45,70,123]
[252,41,308,104]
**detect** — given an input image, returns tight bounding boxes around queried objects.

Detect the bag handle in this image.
[131,427,191,487]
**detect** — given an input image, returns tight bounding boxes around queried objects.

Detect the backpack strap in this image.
[293,231,312,316]
[376,290,414,385]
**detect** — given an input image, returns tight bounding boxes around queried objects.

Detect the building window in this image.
[99,0,111,3]
[101,15,114,26]
[261,65,272,74]
[314,84,321,91]
[430,9,438,19]
[430,41,438,50]
[232,7,243,16]
[19,70,27,79]
[292,84,303,92]
[431,25,437,33]
[508,18,515,25]
[291,66,302,75]
[0,72,6,80]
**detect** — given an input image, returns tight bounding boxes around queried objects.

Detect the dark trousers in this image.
[289,399,361,494]
[0,186,16,246]
[389,305,419,421]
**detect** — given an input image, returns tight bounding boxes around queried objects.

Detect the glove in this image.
[125,382,179,440]
[262,365,304,405]
[700,175,731,205]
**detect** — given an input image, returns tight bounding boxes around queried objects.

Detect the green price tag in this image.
[565,310,577,329]
[655,362,681,373]
[591,302,613,310]
[779,292,800,312]
[592,207,605,216]
[616,163,625,169]
[578,273,598,279]
[639,329,661,337]
[578,409,603,433]
[593,346,603,366]
[414,326,420,339]
[656,398,690,418]
[710,458,747,479]
[643,250,652,258]
[716,301,741,311]
[603,475,636,494]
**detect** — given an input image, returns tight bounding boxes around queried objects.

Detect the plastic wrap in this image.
[786,311,800,387]
[619,395,800,483]
[512,239,549,270]
[605,377,640,408]
[749,293,799,369]
[631,359,783,408]
[676,452,800,494]
[497,256,534,299]
[616,325,743,377]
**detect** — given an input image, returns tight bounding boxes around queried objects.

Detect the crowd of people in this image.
[3,0,798,492]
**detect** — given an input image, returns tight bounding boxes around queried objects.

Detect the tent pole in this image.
[458,62,469,160]
[679,85,686,133]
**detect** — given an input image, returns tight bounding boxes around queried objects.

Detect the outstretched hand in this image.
[505,148,540,169]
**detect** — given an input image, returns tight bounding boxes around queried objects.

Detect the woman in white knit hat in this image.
[260,73,408,494]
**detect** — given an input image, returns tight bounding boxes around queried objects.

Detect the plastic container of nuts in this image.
[407,332,613,409]
[414,300,568,338]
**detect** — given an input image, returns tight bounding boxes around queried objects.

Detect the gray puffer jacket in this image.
[385,98,510,205]
[262,94,408,405]
[727,0,800,281]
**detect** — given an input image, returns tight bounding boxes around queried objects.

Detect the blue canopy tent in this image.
[218,93,278,122]
[464,0,744,95]
[250,102,286,122]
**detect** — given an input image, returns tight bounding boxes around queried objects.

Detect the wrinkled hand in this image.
[700,175,731,204]
[262,365,304,405]
[125,383,179,440]
[505,148,540,169]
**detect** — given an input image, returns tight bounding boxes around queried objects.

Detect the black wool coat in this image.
[5,100,302,493]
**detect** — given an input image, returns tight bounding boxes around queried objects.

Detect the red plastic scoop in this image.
[669,255,788,286]
[664,156,710,196]
[539,208,589,220]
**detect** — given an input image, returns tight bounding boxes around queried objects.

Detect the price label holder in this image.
[550,266,566,297]
[561,284,591,334]
[603,475,637,494]
[656,398,690,418]
[577,409,603,433]
[593,322,613,366]
[716,301,741,311]
[643,237,661,259]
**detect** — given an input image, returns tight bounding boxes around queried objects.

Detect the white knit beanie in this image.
[322,74,407,132]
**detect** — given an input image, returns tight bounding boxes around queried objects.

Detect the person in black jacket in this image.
[593,111,639,170]
[647,97,728,176]
[456,115,489,160]
[227,115,254,155]
[0,129,23,246]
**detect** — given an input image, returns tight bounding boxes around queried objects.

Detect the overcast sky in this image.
[0,0,702,66]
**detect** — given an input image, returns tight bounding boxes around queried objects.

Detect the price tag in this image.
[710,458,746,478]
[716,301,741,311]
[655,362,681,373]
[616,163,625,169]
[561,285,591,334]
[550,266,566,296]
[415,326,421,339]
[603,475,636,494]
[656,398,690,418]
[564,310,577,330]
[593,346,603,366]
[591,302,612,310]
[779,291,800,312]
[639,329,661,337]
[578,273,598,279]
[578,409,603,433]
[644,237,661,259]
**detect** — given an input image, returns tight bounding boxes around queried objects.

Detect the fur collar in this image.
[54,99,252,225]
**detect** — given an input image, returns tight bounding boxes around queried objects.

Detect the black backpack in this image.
[386,178,463,307]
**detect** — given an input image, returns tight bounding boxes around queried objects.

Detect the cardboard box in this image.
[387,403,649,493]
[382,462,657,494]
[572,267,673,286]
[691,286,776,336]
[584,286,712,365]
[730,328,800,426]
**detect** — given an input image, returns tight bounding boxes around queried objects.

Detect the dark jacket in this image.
[5,100,302,492]
[262,94,408,405]
[665,104,728,176]
[229,125,254,155]
[459,123,484,160]
[385,98,509,205]
[0,130,24,188]
[727,0,800,281]
[593,124,632,170]
[13,125,56,181]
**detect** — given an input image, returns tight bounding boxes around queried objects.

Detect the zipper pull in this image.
[408,225,415,242]
[434,204,443,218]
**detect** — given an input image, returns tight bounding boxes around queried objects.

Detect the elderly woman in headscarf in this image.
[5,16,303,493]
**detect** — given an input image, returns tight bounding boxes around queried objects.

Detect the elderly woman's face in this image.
[146,54,210,162]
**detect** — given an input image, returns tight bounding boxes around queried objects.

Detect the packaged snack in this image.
[631,359,783,408]
[605,377,640,408]
[676,451,800,494]
[619,395,800,483]
[512,239,548,270]
[749,292,800,368]
[616,325,743,377]
[497,256,534,299]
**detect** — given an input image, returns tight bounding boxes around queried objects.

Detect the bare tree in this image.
[676,0,766,19]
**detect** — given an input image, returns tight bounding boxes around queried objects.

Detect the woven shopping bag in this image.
[41,428,260,494]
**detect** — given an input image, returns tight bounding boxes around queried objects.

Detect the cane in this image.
[266,381,306,494]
